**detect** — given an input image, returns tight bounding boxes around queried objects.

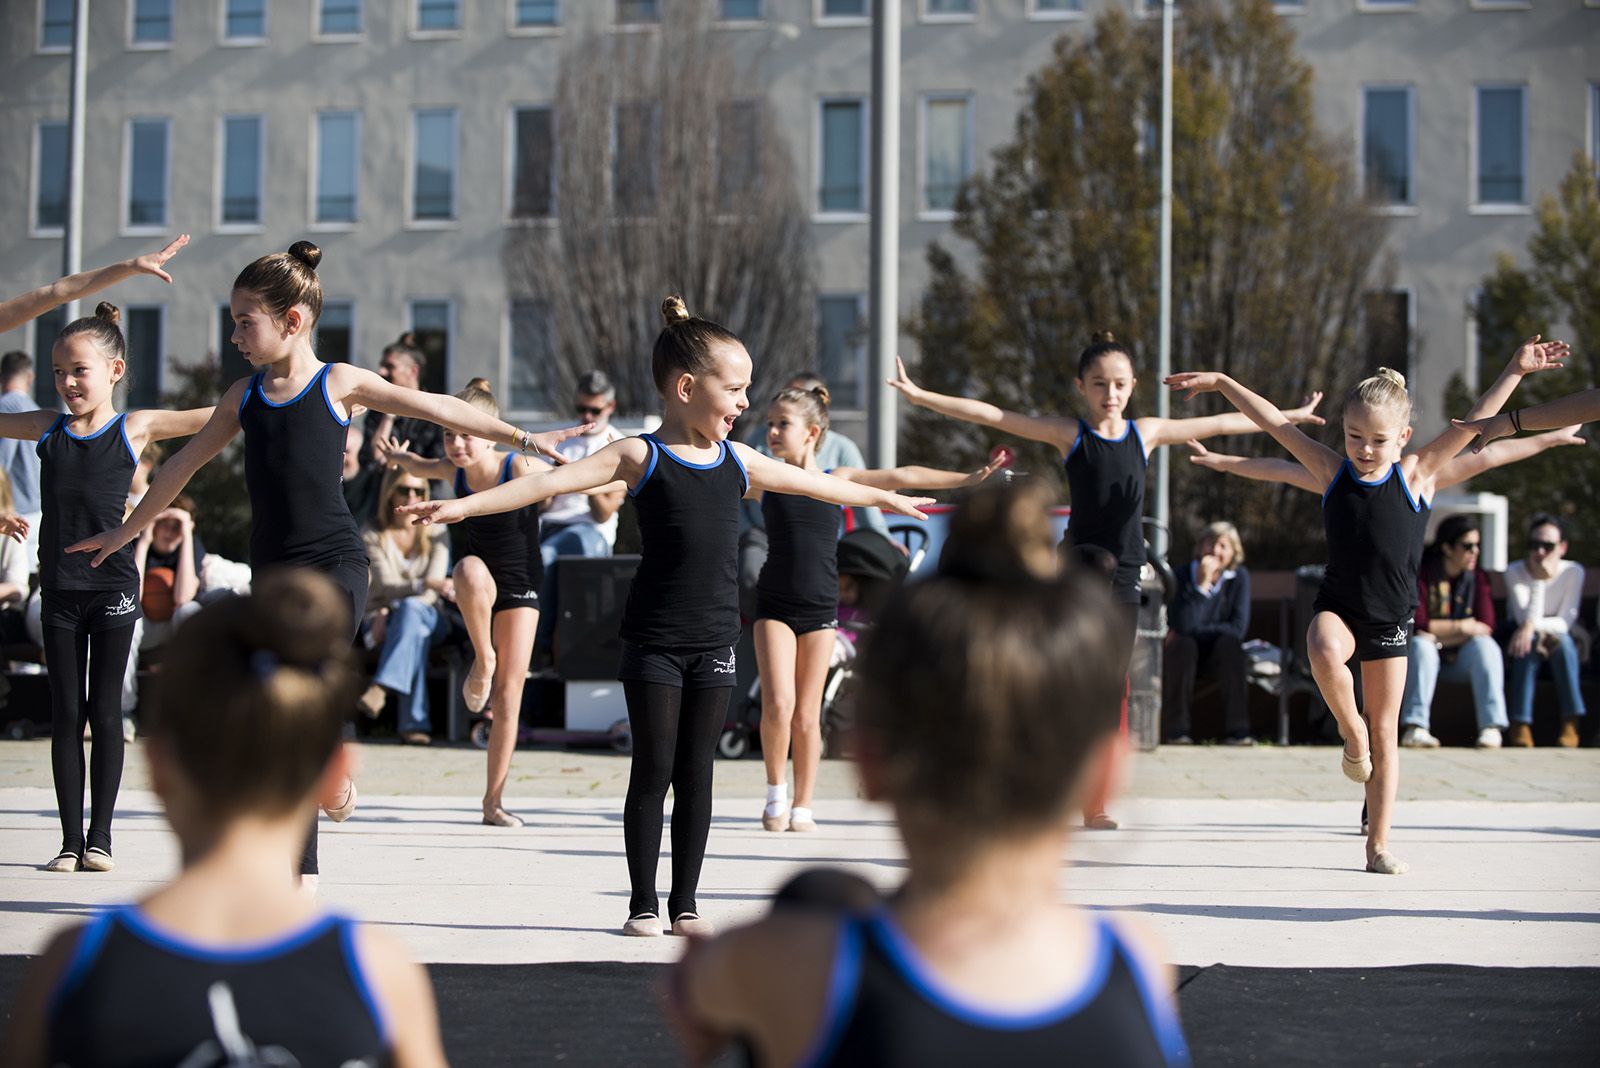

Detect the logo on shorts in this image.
[1378,623,1409,648]
[711,649,737,675]
[106,593,137,618]
[519,591,538,600]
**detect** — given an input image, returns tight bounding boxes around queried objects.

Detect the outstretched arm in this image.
[1165,372,1343,485]
[0,410,60,442]
[1141,392,1326,449]
[0,235,189,336]
[400,440,648,526]
[129,406,216,444]
[735,444,931,519]
[886,356,1079,455]
[372,432,457,482]
[1417,335,1568,473]
[1434,426,1585,493]
[831,455,1005,492]
[1185,441,1322,494]
[1454,387,1600,453]
[66,381,247,566]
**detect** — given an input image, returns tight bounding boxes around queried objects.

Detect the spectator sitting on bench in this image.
[1163,521,1253,745]
[1401,515,1507,749]
[358,468,454,745]
[1505,513,1586,748]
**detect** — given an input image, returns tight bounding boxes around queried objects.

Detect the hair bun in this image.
[661,295,690,325]
[1092,330,1116,345]
[938,481,1060,583]
[287,240,322,272]
[810,384,832,408]
[1376,366,1406,389]
[397,331,417,349]
[94,302,121,326]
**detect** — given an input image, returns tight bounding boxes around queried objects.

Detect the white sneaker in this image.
[1401,725,1440,749]
[1476,727,1503,749]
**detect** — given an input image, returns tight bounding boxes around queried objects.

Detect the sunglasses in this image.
[1456,541,1481,552]
[393,485,427,499]
[575,405,608,418]
[1529,540,1559,553]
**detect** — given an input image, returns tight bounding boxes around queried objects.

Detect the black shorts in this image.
[1312,596,1414,662]
[41,588,142,633]
[618,640,739,689]
[753,592,837,636]
[493,587,539,614]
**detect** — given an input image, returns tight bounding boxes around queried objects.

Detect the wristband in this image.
[1509,409,1524,435]
[513,428,531,453]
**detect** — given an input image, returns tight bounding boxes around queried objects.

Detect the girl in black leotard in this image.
[69,241,587,888]
[668,483,1190,1068]
[754,384,999,834]
[0,303,213,875]
[1167,334,1567,875]
[0,571,447,1068]
[399,296,933,939]
[381,381,553,828]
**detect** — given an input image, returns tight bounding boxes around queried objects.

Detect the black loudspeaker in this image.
[555,555,640,680]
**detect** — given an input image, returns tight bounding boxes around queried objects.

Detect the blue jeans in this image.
[536,523,612,657]
[372,597,452,733]
[1402,635,1507,732]
[1507,631,1588,724]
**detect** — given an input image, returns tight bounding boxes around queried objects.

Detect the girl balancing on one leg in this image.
[755,384,1002,834]
[667,483,1189,1068]
[0,571,447,1068]
[67,241,588,888]
[378,380,576,828]
[1165,334,1567,874]
[0,304,213,874]
[399,296,933,939]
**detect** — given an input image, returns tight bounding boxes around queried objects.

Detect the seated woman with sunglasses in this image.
[357,468,455,744]
[1402,515,1508,749]
[1505,513,1587,748]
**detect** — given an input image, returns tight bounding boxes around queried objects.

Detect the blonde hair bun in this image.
[1375,366,1406,390]
[661,295,690,325]
[94,302,121,326]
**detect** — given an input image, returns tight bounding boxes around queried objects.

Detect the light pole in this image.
[867,0,900,468]
[62,0,89,326]
[1154,0,1175,559]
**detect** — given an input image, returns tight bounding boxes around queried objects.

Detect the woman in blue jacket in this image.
[1164,521,1253,744]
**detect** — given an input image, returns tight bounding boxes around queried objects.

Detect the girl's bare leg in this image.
[790,629,837,813]
[1360,657,1409,872]
[754,619,798,827]
[1307,612,1370,762]
[483,607,537,822]
[453,557,497,712]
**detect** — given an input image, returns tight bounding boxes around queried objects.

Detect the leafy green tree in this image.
[159,354,250,561]
[904,0,1390,565]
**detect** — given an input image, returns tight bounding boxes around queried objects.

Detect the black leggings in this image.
[45,623,136,856]
[297,558,367,878]
[622,681,733,919]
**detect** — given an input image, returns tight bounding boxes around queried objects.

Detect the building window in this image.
[127,118,170,230]
[224,0,267,40]
[613,102,660,216]
[412,108,458,222]
[509,299,552,411]
[1476,85,1527,206]
[1362,86,1412,206]
[407,301,452,394]
[416,0,460,31]
[132,0,174,44]
[220,115,264,226]
[34,307,67,408]
[617,0,659,23]
[717,101,760,212]
[819,98,867,215]
[721,0,761,18]
[217,304,251,386]
[318,0,362,35]
[1031,0,1084,14]
[514,0,558,27]
[1362,290,1411,381]
[820,0,866,16]
[316,302,355,364]
[315,111,360,224]
[40,0,73,50]
[34,121,68,233]
[922,94,973,215]
[818,295,867,409]
[124,306,164,409]
[511,106,556,219]
[923,0,975,18]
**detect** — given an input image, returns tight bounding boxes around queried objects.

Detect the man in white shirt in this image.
[1504,513,1587,747]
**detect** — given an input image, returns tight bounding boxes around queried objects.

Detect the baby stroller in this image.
[718,528,920,759]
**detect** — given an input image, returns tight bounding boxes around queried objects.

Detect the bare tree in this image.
[503,0,816,420]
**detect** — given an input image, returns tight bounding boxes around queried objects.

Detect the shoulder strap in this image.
[500,453,516,484]
[237,374,261,419]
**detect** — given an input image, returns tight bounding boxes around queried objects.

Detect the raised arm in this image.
[831,455,1005,492]
[887,356,1079,455]
[735,444,931,518]
[333,364,591,464]
[1454,387,1600,453]
[1434,426,1585,493]
[0,410,60,442]
[371,431,456,482]
[66,381,247,566]
[0,235,189,336]
[1185,440,1322,494]
[1140,392,1326,450]
[129,406,216,444]
[1417,335,1568,472]
[399,439,648,526]
[1166,372,1343,484]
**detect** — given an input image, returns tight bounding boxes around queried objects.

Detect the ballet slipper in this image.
[623,913,663,937]
[462,658,493,714]
[671,913,715,938]
[482,807,524,828]
[322,777,357,822]
[1341,749,1373,784]
[1366,850,1409,875]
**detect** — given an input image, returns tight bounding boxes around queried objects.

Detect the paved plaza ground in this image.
[1,741,1597,1064]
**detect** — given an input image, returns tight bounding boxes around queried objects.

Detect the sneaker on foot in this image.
[400,731,432,746]
[623,913,663,937]
[1476,727,1503,749]
[82,847,114,872]
[1401,725,1440,749]
[1508,722,1534,747]
[1558,718,1581,748]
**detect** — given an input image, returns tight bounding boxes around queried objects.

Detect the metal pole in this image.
[867,0,900,468]
[62,0,89,325]
[1154,0,1174,559]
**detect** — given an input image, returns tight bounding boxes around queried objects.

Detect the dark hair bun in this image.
[396,331,417,349]
[287,240,322,272]
[94,302,121,326]
[1092,330,1116,345]
[661,295,690,325]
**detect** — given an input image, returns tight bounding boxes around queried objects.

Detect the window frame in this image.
[412,0,464,38]
[1470,82,1531,215]
[315,300,358,365]
[122,116,173,237]
[505,298,555,416]
[815,95,870,222]
[216,113,267,233]
[507,104,559,223]
[1027,0,1085,21]
[817,293,870,414]
[614,0,661,30]
[918,91,976,221]
[1362,287,1415,384]
[406,299,456,395]
[814,0,868,28]
[717,0,764,24]
[313,0,364,41]
[1355,0,1417,12]
[128,0,176,49]
[311,109,362,230]
[919,0,976,24]
[31,119,69,238]
[507,0,561,35]
[38,0,73,54]
[121,303,167,410]
[1359,83,1416,215]
[610,100,662,219]
[220,0,269,46]
[408,107,460,228]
